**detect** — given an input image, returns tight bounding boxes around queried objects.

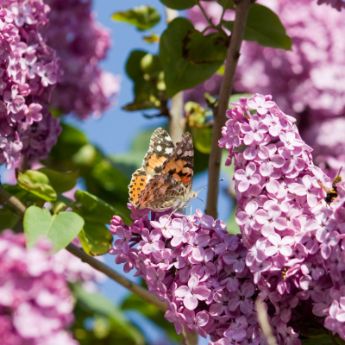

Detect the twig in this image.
[66,243,167,311]
[0,186,26,214]
[255,297,278,345]
[169,92,185,143]
[205,0,251,218]
[165,8,186,142]
[197,2,218,30]
[0,186,167,312]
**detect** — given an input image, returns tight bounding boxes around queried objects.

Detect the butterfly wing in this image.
[142,128,175,176]
[128,128,174,207]
[163,132,194,190]
[137,132,194,211]
[128,168,148,208]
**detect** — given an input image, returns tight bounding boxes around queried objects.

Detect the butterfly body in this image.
[128,128,195,211]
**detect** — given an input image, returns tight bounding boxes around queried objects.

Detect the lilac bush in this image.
[0,0,119,169]
[220,94,345,340]
[0,0,60,168]
[0,230,77,345]
[44,0,119,119]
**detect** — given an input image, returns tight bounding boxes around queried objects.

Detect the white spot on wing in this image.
[165,147,174,154]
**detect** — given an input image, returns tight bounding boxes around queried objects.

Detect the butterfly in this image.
[128,128,196,211]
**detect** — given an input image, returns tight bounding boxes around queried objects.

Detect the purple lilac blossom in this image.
[220,94,345,340]
[0,0,60,168]
[110,208,264,344]
[44,0,119,119]
[317,0,345,10]
[0,230,78,345]
[235,0,345,119]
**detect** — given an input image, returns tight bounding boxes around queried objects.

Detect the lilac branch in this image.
[205,0,251,218]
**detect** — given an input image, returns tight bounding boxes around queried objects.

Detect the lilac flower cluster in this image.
[0,230,77,345]
[235,0,345,120]
[0,0,60,168]
[44,0,119,119]
[110,208,264,344]
[220,94,345,340]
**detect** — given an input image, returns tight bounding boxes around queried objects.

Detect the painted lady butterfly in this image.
[128,128,196,211]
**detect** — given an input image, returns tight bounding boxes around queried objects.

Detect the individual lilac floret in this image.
[220,93,345,341]
[0,231,77,345]
[110,208,264,344]
[0,0,60,168]
[44,0,119,119]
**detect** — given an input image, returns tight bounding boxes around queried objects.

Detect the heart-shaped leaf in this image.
[160,18,225,96]
[24,206,84,252]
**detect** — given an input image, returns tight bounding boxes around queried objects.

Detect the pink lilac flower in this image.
[220,94,345,340]
[235,0,345,120]
[0,0,60,168]
[0,230,78,345]
[110,207,265,344]
[43,0,119,119]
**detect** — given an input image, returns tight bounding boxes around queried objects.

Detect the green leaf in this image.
[23,206,84,251]
[186,32,228,64]
[112,6,160,31]
[191,126,213,154]
[74,190,126,255]
[224,4,292,50]
[18,170,57,202]
[0,208,20,230]
[218,0,234,9]
[159,0,197,10]
[78,224,113,256]
[39,168,77,194]
[124,50,165,111]
[75,190,121,224]
[160,18,224,96]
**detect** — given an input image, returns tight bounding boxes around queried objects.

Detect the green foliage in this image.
[23,206,84,252]
[47,123,129,210]
[124,50,167,112]
[159,0,197,10]
[39,168,77,194]
[122,293,181,342]
[160,18,226,96]
[74,190,123,256]
[112,6,160,31]
[223,4,292,50]
[186,32,228,64]
[73,285,144,345]
[218,0,234,9]
[18,170,57,202]
[0,208,20,231]
[191,126,213,154]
